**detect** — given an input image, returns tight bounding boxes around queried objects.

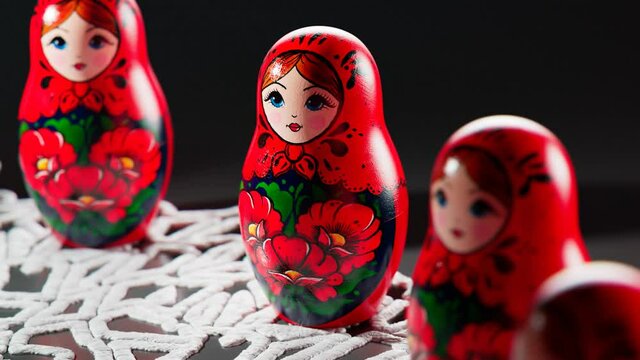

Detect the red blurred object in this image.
[240,26,408,328]
[513,262,640,360]
[18,0,173,248]
[407,115,589,359]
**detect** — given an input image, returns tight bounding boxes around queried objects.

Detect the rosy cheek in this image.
[305,112,331,132]
[471,220,496,246]
[88,51,111,71]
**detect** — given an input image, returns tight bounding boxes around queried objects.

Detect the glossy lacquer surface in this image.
[513,262,640,360]
[240,26,408,328]
[407,115,589,359]
[18,0,173,248]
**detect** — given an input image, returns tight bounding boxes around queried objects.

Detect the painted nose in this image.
[291,115,298,118]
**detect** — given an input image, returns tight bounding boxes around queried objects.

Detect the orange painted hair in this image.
[262,51,343,102]
[434,146,512,207]
[42,0,118,35]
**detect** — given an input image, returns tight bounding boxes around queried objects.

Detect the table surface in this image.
[1,191,639,360]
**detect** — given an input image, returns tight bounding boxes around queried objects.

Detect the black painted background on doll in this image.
[0,1,638,245]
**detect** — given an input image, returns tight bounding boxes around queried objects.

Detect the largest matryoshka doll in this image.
[18,0,173,247]
[407,115,589,359]
[239,26,408,328]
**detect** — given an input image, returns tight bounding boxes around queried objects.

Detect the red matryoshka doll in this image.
[407,115,589,359]
[18,0,173,248]
[513,262,640,360]
[239,26,408,328]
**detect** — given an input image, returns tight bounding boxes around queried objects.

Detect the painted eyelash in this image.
[49,37,64,44]
[471,198,497,215]
[308,91,337,108]
[91,35,115,46]
[263,90,281,102]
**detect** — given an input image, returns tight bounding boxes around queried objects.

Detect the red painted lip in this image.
[287,123,303,132]
[451,228,464,238]
[74,63,87,70]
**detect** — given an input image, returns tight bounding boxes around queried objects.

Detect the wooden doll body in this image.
[513,262,640,360]
[407,115,589,359]
[18,0,173,248]
[239,27,408,328]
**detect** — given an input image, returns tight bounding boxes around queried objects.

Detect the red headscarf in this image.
[19,0,168,123]
[242,26,404,195]
[416,115,589,321]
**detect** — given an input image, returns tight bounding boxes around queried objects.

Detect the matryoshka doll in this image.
[18,0,173,247]
[407,115,589,359]
[513,262,640,360]
[239,26,408,328]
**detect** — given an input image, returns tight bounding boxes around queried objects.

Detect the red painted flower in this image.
[45,165,132,224]
[89,128,161,193]
[408,297,436,360]
[447,323,514,360]
[256,235,343,302]
[19,129,77,192]
[296,201,381,275]
[239,191,284,248]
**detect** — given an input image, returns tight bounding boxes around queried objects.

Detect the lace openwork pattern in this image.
[0,189,411,360]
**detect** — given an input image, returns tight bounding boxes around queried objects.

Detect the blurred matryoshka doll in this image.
[18,0,173,248]
[407,115,589,359]
[513,262,640,360]
[239,26,408,328]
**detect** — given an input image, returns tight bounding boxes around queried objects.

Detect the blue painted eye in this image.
[305,95,326,111]
[50,36,67,50]
[470,200,494,218]
[89,35,107,49]
[267,91,284,108]
[435,190,447,207]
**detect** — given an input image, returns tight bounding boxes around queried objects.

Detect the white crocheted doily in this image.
[0,188,411,360]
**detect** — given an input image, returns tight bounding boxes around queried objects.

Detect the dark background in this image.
[0,2,638,358]
[0,1,638,243]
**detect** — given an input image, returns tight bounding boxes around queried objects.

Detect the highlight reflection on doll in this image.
[261,51,343,144]
[431,147,512,254]
[40,0,119,82]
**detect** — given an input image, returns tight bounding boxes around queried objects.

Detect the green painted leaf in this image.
[416,286,494,357]
[336,264,377,296]
[100,114,115,132]
[19,122,30,137]
[43,118,86,154]
[292,182,310,219]
[300,291,353,317]
[418,289,458,356]
[256,182,294,235]
[127,188,157,217]
[372,201,382,218]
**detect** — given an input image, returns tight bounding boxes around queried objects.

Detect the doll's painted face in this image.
[431,156,510,254]
[262,68,340,144]
[41,12,119,82]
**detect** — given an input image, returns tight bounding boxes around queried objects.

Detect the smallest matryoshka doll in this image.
[512,262,640,360]
[407,115,589,360]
